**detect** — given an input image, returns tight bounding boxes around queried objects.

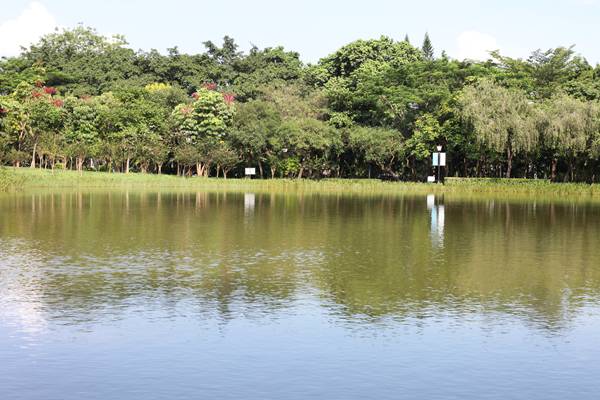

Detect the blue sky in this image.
[1,0,599,64]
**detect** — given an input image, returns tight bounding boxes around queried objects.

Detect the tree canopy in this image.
[2,26,600,181]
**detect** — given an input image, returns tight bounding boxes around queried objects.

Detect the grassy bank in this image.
[2,167,600,199]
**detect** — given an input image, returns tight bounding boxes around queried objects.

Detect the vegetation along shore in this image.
[3,168,600,202]
[2,28,600,184]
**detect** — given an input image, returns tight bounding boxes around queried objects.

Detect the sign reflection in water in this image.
[427,194,445,248]
[244,193,256,215]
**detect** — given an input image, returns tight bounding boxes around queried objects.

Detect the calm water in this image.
[1,191,600,400]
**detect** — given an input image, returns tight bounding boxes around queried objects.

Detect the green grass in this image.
[2,167,600,200]
[0,167,441,194]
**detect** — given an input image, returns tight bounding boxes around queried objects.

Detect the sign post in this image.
[432,146,446,184]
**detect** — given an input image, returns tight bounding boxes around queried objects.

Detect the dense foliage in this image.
[2,27,600,181]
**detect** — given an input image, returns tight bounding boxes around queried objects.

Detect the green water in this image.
[1,191,600,399]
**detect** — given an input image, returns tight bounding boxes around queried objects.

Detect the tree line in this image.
[1,27,600,181]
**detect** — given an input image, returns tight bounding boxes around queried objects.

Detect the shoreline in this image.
[2,167,600,200]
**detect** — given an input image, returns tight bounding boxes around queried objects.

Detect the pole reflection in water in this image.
[427,194,445,248]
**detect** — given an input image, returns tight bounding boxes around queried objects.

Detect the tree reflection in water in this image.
[1,190,600,334]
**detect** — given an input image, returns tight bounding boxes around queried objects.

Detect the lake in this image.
[1,190,600,400]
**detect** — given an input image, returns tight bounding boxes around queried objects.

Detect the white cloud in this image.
[0,2,57,58]
[456,31,498,61]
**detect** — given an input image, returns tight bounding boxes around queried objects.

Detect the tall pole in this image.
[436,145,443,184]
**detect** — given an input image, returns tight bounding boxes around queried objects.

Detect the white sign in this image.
[432,152,447,167]
[439,153,446,167]
[427,176,436,183]
[245,168,256,176]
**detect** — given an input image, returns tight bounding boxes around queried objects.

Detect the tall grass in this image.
[2,168,600,200]
[0,167,26,192]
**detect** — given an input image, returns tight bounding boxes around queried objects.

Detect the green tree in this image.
[21,26,141,95]
[459,80,538,178]
[315,36,421,81]
[349,126,404,176]
[539,94,599,181]
[278,118,341,178]
[231,100,282,178]
[421,33,434,61]
[172,88,235,176]
[213,141,239,178]
[63,96,99,171]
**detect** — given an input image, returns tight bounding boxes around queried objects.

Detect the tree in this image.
[539,94,598,181]
[62,96,99,172]
[172,88,235,176]
[213,141,239,178]
[405,113,442,178]
[278,118,341,178]
[232,46,303,101]
[491,47,591,99]
[459,80,538,178]
[316,36,422,81]
[422,33,434,61]
[349,126,404,176]
[21,26,141,95]
[6,82,65,168]
[231,100,282,178]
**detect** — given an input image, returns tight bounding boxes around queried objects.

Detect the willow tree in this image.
[459,80,538,178]
[540,94,599,181]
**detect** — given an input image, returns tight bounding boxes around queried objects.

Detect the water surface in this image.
[1,191,600,399]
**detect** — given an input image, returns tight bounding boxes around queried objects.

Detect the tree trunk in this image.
[30,142,37,168]
[569,158,575,182]
[77,157,84,172]
[223,169,229,179]
[506,145,513,178]
[157,164,162,174]
[551,158,558,182]
[270,167,276,179]
[297,166,304,179]
[125,157,130,174]
[257,159,264,179]
[216,165,221,178]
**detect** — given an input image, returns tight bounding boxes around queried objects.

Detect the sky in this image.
[1,0,600,64]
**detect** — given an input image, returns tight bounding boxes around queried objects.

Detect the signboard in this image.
[427,176,436,183]
[432,152,446,167]
[245,168,256,176]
